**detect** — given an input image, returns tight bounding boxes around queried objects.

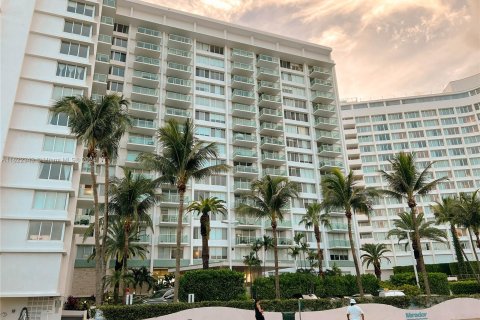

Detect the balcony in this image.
[319,160,344,172]
[125,152,141,166]
[167,47,192,63]
[314,117,338,130]
[233,165,259,178]
[135,41,161,58]
[231,48,254,62]
[231,62,254,76]
[165,91,191,108]
[311,91,335,104]
[158,234,189,244]
[260,122,283,136]
[102,0,116,11]
[257,80,281,94]
[231,75,255,90]
[134,56,160,72]
[166,77,192,93]
[329,223,348,232]
[165,107,190,122]
[329,239,350,248]
[80,162,96,176]
[159,215,189,224]
[160,194,190,206]
[257,67,279,81]
[260,136,285,151]
[258,94,282,108]
[133,234,151,244]
[93,73,107,87]
[259,108,282,121]
[261,152,286,165]
[97,34,111,52]
[233,181,251,193]
[232,103,256,117]
[166,61,192,78]
[310,78,333,90]
[236,217,262,228]
[231,89,255,104]
[235,235,260,245]
[137,26,161,43]
[309,66,332,79]
[100,16,114,33]
[232,117,256,133]
[232,133,256,147]
[257,54,279,67]
[232,149,257,161]
[277,237,294,246]
[131,85,159,104]
[131,118,157,134]
[263,168,287,177]
[95,53,110,73]
[127,135,155,152]
[264,220,291,229]
[132,70,159,87]
[234,198,257,208]
[316,130,340,143]
[317,145,342,157]
[130,101,157,118]
[313,103,336,117]
[168,34,192,49]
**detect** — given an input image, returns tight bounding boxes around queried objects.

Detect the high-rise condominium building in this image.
[341,74,480,279]
[1,0,347,315]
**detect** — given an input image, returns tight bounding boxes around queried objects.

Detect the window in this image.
[285,124,310,135]
[281,72,304,84]
[358,135,373,143]
[454,169,471,178]
[431,150,447,157]
[196,96,225,110]
[112,37,128,48]
[196,55,224,68]
[357,126,372,133]
[107,81,123,92]
[362,166,377,173]
[196,82,224,95]
[426,129,442,137]
[283,98,306,109]
[449,148,465,156]
[39,163,72,181]
[287,152,313,164]
[375,133,390,141]
[109,66,125,77]
[196,126,225,138]
[456,105,472,113]
[423,119,439,127]
[377,143,392,151]
[299,183,316,193]
[421,110,437,117]
[43,136,75,154]
[76,245,94,258]
[365,176,380,184]
[458,115,476,124]
[371,115,387,122]
[361,155,376,162]
[33,191,68,210]
[282,85,305,97]
[373,124,388,131]
[446,138,462,145]
[439,107,454,115]
[111,51,126,62]
[408,131,424,139]
[378,154,394,161]
[288,167,314,179]
[464,135,480,144]
[410,141,427,148]
[280,60,303,71]
[388,113,402,120]
[462,125,479,134]
[389,123,405,130]
[52,86,83,99]
[28,221,64,241]
[284,111,308,122]
[443,127,460,135]
[355,116,370,123]
[391,132,407,139]
[468,146,480,155]
[56,63,85,80]
[428,139,444,147]
[393,142,408,150]
[330,250,349,261]
[360,145,374,152]
[49,112,70,126]
[195,68,224,81]
[196,41,224,55]
[64,20,91,37]
[113,23,129,34]
[452,159,468,166]
[67,1,94,17]
[286,138,311,149]
[441,118,457,125]
[405,111,420,118]
[60,41,89,58]
[195,111,225,124]
[407,121,422,128]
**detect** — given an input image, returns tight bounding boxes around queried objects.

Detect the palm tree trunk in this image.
[101,157,110,302]
[90,157,103,306]
[410,207,431,296]
[263,249,266,277]
[347,211,363,297]
[173,188,185,303]
[314,225,323,277]
[123,219,130,297]
[113,256,122,304]
[200,213,209,269]
[474,231,480,250]
[450,223,467,275]
[272,222,280,299]
[468,228,480,275]
[374,264,381,281]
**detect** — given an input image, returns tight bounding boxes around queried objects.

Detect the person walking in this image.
[254,299,265,320]
[347,299,365,320]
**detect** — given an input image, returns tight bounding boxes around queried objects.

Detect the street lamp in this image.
[221,219,239,270]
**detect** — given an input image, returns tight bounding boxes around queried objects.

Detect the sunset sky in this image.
[143,0,479,101]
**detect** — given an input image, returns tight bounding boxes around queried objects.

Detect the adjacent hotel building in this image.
[1,0,347,317]
[341,73,480,277]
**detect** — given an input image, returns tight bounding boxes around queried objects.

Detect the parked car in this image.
[142,288,174,304]
[378,290,405,297]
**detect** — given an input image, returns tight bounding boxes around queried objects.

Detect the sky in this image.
[143,0,480,101]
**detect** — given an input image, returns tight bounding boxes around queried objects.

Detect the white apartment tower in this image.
[1,0,348,314]
[341,74,480,278]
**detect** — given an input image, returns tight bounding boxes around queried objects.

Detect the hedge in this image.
[450,281,480,295]
[100,296,479,320]
[449,262,479,276]
[393,264,450,275]
[390,273,450,295]
[178,269,246,302]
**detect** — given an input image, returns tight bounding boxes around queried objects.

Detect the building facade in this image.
[341,74,480,278]
[1,0,348,316]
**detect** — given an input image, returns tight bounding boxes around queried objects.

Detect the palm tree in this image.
[299,203,331,276]
[293,233,306,269]
[187,197,227,269]
[456,190,480,273]
[237,175,299,299]
[261,235,274,276]
[288,246,300,270]
[131,266,156,295]
[380,152,447,296]
[139,119,229,302]
[432,197,468,275]
[360,243,391,280]
[104,270,134,303]
[243,251,261,285]
[251,239,263,279]
[51,94,127,305]
[299,241,310,271]
[321,168,378,297]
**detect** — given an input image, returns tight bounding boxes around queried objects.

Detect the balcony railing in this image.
[319,160,344,168]
[315,117,338,126]
[277,237,294,245]
[263,168,286,176]
[131,118,156,128]
[100,16,114,25]
[166,91,191,102]
[132,86,159,97]
[103,0,116,8]
[133,70,159,81]
[237,217,262,226]
[232,48,254,59]
[138,27,161,38]
[316,131,340,140]
[232,103,255,113]
[258,67,279,76]
[262,152,286,161]
[160,194,190,203]
[166,107,190,117]
[318,145,342,154]
[233,133,256,143]
[169,34,192,45]
[234,165,259,174]
[309,66,332,76]
[158,234,189,243]
[330,223,348,231]
[329,239,350,248]
[232,62,254,71]
[232,89,254,98]
[96,53,109,63]
[167,47,192,58]
[135,56,160,66]
[136,41,160,52]
[135,234,150,242]
[128,135,154,146]
[235,235,260,245]
[233,149,257,158]
[311,91,335,100]
[93,73,107,83]
[233,118,256,127]
[260,122,283,131]
[258,80,280,90]
[167,77,191,87]
[260,108,282,117]
[257,54,278,64]
[167,62,192,72]
[131,101,156,113]
[234,198,257,208]
[313,103,336,113]
[260,136,284,146]
[98,34,111,43]
[259,94,281,103]
[160,215,189,223]
[311,78,333,87]
[234,181,251,190]
[232,75,254,85]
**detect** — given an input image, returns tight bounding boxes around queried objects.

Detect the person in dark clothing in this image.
[254,299,265,320]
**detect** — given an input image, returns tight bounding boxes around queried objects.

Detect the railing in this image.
[260,122,283,131]
[132,86,159,97]
[318,145,342,153]
[131,118,156,128]
[258,67,279,76]
[234,181,251,190]
[135,56,160,66]
[96,53,109,62]
[74,214,91,225]
[319,160,344,168]
[315,117,338,126]
[169,34,192,44]
[232,89,254,98]
[234,165,259,174]
[311,78,333,87]
[237,217,262,226]
[93,73,107,83]
[167,62,192,72]
[311,91,335,99]
[235,235,259,245]
[262,152,286,161]
[329,223,348,230]
[138,27,161,37]
[160,194,190,203]
[126,152,140,162]
[329,239,350,248]
[131,101,156,112]
[167,77,191,87]
[233,133,256,143]
[316,131,340,140]
[136,41,160,51]
[92,94,104,101]
[258,54,278,64]
[313,103,336,113]
[160,215,189,223]
[260,108,282,117]
[166,107,190,117]
[232,48,254,59]
[233,118,256,127]
[260,136,284,146]
[232,103,255,113]
[277,237,293,245]
[135,234,150,242]
[166,91,191,102]
[233,149,257,158]
[167,47,192,58]
[310,66,332,75]
[103,0,116,8]
[259,94,281,103]
[98,34,112,43]
[234,199,257,208]
[100,16,114,25]
[232,75,254,84]
[232,62,254,71]
[128,135,154,145]
[133,70,159,81]
[263,168,286,176]
[158,234,189,243]
[258,80,280,89]
[264,220,291,228]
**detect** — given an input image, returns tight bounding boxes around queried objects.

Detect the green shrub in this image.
[322,275,356,297]
[450,281,480,294]
[361,274,380,295]
[393,264,450,275]
[253,273,322,299]
[379,280,396,290]
[397,284,422,296]
[390,273,449,295]
[449,262,479,276]
[390,273,417,287]
[179,269,246,302]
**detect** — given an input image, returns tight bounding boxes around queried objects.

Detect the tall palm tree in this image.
[456,190,480,273]
[131,266,156,295]
[380,152,447,296]
[299,203,331,276]
[299,241,310,271]
[139,119,229,302]
[293,233,306,269]
[321,168,378,297]
[187,197,227,269]
[288,246,300,270]
[237,175,299,299]
[360,243,391,280]
[51,94,126,305]
[432,197,468,275]
[261,235,274,276]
